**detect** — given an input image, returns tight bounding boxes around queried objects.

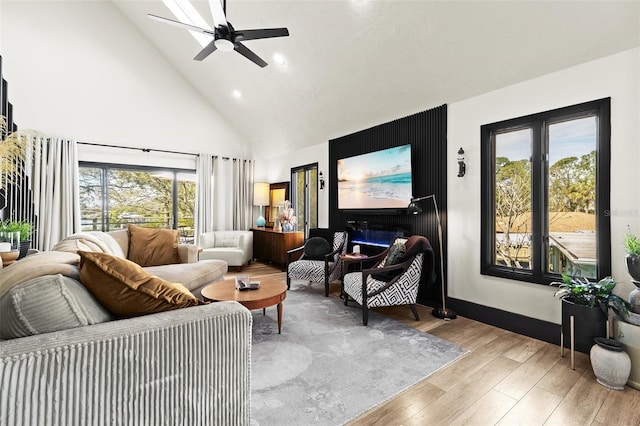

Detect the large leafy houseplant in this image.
[551,274,629,318]
[552,275,630,354]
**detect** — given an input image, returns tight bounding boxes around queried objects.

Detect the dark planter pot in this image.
[626,254,640,282]
[561,298,607,354]
[17,240,31,260]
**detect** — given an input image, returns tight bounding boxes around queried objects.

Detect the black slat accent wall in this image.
[0,54,35,227]
[1,55,12,214]
[328,104,447,306]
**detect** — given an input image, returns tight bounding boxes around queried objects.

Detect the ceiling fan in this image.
[148,0,289,68]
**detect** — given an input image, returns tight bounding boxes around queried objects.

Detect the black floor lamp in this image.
[408,194,457,320]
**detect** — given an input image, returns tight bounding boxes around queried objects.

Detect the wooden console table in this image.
[251,228,304,270]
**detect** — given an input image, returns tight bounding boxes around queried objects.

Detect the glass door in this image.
[291,163,318,237]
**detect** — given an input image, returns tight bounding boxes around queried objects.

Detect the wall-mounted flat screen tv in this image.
[337,144,413,210]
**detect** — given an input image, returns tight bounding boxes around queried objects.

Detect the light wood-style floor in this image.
[227,262,640,426]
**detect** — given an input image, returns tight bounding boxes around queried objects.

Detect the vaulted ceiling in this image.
[112,1,640,158]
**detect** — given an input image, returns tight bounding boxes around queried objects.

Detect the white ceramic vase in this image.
[590,337,631,390]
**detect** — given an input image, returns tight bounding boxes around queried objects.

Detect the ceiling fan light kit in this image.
[149,0,289,67]
[214,38,234,52]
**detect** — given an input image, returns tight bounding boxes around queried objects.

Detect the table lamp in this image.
[253,182,270,227]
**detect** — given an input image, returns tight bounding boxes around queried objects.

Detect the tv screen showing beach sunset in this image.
[337,144,413,209]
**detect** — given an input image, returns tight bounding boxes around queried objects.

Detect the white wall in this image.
[255,142,329,228]
[0,0,249,169]
[448,48,640,324]
[3,2,637,324]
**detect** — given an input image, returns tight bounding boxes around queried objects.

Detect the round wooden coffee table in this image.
[201,278,287,334]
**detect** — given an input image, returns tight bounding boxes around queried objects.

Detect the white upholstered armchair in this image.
[198,230,253,269]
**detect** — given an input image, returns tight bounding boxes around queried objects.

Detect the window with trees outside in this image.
[481,98,611,285]
[79,163,196,243]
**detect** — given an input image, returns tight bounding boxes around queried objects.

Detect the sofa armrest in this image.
[179,243,198,263]
[198,231,216,249]
[0,302,252,425]
[238,232,254,262]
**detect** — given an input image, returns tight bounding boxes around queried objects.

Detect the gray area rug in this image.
[250,283,467,425]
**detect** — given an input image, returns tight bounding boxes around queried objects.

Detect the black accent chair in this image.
[343,236,434,325]
[286,228,348,296]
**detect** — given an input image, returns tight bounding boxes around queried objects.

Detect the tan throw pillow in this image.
[78,251,203,318]
[127,225,181,267]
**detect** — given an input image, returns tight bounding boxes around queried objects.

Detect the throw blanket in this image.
[52,231,124,257]
[0,251,80,300]
[0,231,124,300]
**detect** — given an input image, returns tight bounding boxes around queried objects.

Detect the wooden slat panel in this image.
[0,54,37,231]
[328,104,448,305]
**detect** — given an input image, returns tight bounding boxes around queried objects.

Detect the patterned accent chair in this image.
[286,228,348,297]
[343,235,433,325]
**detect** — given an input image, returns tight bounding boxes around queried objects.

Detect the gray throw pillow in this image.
[372,242,406,282]
[303,237,332,260]
[0,274,113,339]
[384,243,406,267]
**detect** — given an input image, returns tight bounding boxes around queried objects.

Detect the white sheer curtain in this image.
[232,159,254,230]
[195,153,214,238]
[30,137,80,251]
[195,155,254,234]
[212,157,234,231]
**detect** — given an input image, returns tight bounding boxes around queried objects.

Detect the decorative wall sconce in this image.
[319,171,325,190]
[457,148,466,177]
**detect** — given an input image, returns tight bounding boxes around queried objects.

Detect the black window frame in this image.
[79,162,196,232]
[480,98,611,285]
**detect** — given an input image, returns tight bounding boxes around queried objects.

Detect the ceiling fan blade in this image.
[233,42,268,68]
[234,28,289,42]
[148,14,214,36]
[208,0,228,29]
[194,40,218,61]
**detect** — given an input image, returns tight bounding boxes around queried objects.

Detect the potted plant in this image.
[552,275,630,353]
[624,230,640,281]
[615,229,640,390]
[11,220,33,259]
[0,219,33,258]
[624,230,640,316]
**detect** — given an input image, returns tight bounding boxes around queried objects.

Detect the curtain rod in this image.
[77,141,251,162]
[78,141,199,157]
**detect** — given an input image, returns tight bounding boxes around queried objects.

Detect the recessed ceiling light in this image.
[233,90,242,99]
[273,53,286,66]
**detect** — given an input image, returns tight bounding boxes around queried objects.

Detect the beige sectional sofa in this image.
[0,229,252,425]
[108,228,227,296]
